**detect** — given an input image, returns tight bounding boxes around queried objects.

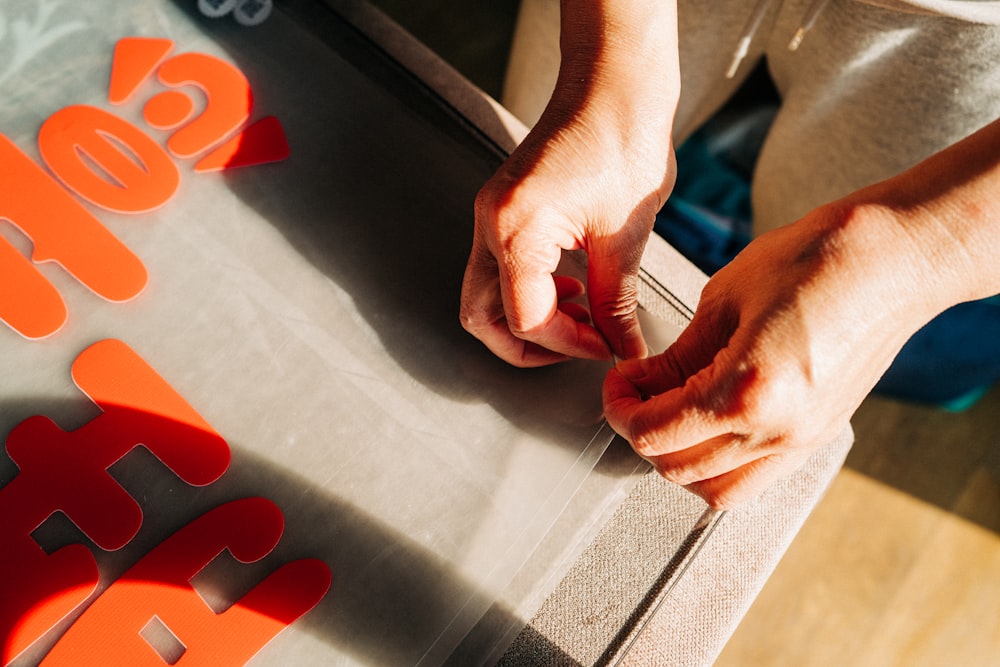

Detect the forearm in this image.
[802,116,1000,337]
[462,0,682,364]
[546,0,681,129]
[878,115,1000,307]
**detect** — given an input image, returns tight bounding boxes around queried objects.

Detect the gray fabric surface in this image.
[499,431,852,667]
[618,430,853,666]
[504,0,1000,236]
[498,234,854,666]
[498,472,711,667]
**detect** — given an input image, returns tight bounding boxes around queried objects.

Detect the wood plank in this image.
[859,468,1000,667]
[717,386,1000,666]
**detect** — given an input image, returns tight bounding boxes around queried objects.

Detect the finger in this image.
[603,367,727,458]
[645,432,784,488]
[555,275,592,324]
[461,251,571,367]
[499,251,611,361]
[558,301,592,324]
[614,302,735,396]
[684,450,809,509]
[475,317,575,367]
[585,240,648,360]
[554,274,586,301]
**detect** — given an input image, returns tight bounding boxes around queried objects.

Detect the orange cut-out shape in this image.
[69,339,232,492]
[109,37,174,105]
[0,536,98,665]
[5,338,230,551]
[7,415,145,551]
[155,52,252,158]
[194,116,290,172]
[0,238,67,339]
[0,133,146,336]
[0,340,231,662]
[41,498,332,666]
[39,105,180,214]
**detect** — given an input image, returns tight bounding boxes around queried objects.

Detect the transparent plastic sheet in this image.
[0,1,699,665]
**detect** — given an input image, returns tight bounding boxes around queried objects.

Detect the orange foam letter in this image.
[0,340,231,661]
[39,105,180,213]
[109,37,175,105]
[0,239,67,339]
[0,134,147,338]
[41,498,332,665]
[155,52,252,158]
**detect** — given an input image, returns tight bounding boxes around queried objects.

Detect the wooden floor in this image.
[366,4,1000,664]
[716,387,1000,667]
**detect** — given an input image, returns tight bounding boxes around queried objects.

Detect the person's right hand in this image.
[460,77,677,367]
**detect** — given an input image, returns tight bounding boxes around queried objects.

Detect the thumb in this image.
[616,299,733,396]
[586,239,648,360]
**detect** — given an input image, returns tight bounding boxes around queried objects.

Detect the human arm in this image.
[459,0,681,366]
[604,116,1000,508]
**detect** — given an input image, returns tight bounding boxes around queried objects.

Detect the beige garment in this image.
[503,0,1000,234]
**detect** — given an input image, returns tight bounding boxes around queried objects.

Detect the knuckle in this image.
[474,177,509,217]
[458,309,486,336]
[474,187,524,249]
[703,489,738,511]
[591,285,640,322]
[458,291,499,336]
[657,347,700,386]
[627,418,661,459]
[630,433,657,459]
[688,479,743,510]
[694,362,779,428]
[654,460,695,487]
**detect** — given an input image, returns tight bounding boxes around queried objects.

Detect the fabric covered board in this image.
[0,1,711,664]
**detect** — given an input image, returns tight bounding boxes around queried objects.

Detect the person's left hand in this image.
[459,82,676,367]
[459,0,681,368]
[602,200,943,508]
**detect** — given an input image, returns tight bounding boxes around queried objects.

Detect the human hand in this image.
[460,87,676,366]
[459,0,680,367]
[603,202,945,508]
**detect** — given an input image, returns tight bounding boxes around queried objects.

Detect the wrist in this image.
[845,117,1000,309]
[794,201,950,340]
[555,0,680,118]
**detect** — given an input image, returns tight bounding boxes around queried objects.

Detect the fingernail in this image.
[616,358,649,383]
